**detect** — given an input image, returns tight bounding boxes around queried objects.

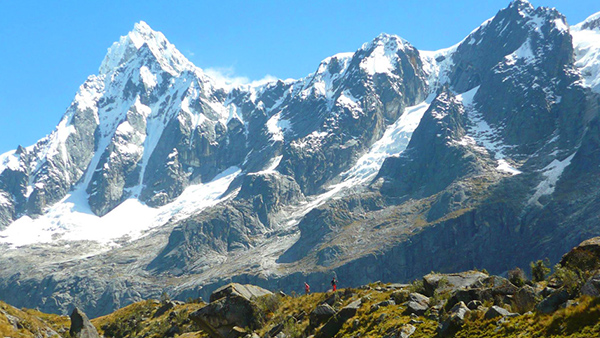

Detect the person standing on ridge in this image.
[305,282,310,295]
[331,277,337,291]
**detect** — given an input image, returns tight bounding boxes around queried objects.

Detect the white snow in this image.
[360,41,397,75]
[553,18,569,33]
[139,65,157,89]
[337,90,363,117]
[528,153,575,205]
[0,167,240,248]
[337,100,431,186]
[290,131,329,150]
[0,191,11,207]
[505,38,536,65]
[0,150,21,173]
[73,75,105,112]
[299,52,353,103]
[258,156,283,174]
[266,113,291,142]
[497,159,522,175]
[99,21,194,76]
[572,16,600,93]
[420,46,457,94]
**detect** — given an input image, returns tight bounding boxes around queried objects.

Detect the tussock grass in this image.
[92,299,207,338]
[0,301,70,338]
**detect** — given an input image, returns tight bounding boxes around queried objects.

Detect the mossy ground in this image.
[456,296,600,338]
[1,285,599,337]
[92,299,207,338]
[0,301,70,337]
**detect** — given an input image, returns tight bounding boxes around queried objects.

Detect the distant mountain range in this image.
[1,0,599,318]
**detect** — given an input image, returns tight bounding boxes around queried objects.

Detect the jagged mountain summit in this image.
[0,0,599,318]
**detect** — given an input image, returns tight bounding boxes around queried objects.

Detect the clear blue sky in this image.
[1,0,598,155]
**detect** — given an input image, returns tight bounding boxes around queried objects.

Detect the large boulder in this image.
[560,237,600,271]
[190,283,273,338]
[473,276,519,296]
[581,273,600,297]
[398,324,417,338]
[423,271,488,297]
[484,305,514,319]
[405,293,430,316]
[446,276,518,309]
[439,301,470,337]
[536,289,569,314]
[315,300,361,338]
[512,285,540,313]
[310,303,336,326]
[209,283,273,303]
[69,308,100,338]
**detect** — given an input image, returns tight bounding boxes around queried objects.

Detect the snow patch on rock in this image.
[572,15,600,93]
[0,166,240,248]
[528,153,575,205]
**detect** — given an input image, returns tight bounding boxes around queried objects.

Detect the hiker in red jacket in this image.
[304,282,310,294]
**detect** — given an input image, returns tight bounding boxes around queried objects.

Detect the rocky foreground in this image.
[3,237,600,338]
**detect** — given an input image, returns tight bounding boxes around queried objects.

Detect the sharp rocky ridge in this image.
[1,0,600,318]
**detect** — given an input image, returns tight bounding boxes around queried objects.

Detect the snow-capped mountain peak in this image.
[99,21,194,76]
[572,11,600,32]
[507,0,534,13]
[571,12,600,92]
[359,33,413,76]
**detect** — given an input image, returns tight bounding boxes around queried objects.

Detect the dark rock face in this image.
[147,202,265,274]
[87,105,147,216]
[377,90,493,198]
[277,35,428,195]
[69,307,100,338]
[236,172,305,226]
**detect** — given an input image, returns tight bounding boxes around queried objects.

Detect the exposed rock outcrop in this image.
[190,283,273,338]
[69,307,100,338]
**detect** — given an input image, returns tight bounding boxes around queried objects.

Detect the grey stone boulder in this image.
[581,273,600,297]
[466,300,483,310]
[536,289,570,314]
[315,300,361,338]
[423,271,488,297]
[484,305,514,319]
[398,323,416,338]
[153,300,176,318]
[560,237,600,271]
[474,276,519,296]
[310,303,336,326]
[391,290,410,304]
[190,283,273,338]
[69,307,100,338]
[405,293,430,316]
[439,301,470,337]
[512,285,540,313]
[445,275,518,310]
[210,283,273,303]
